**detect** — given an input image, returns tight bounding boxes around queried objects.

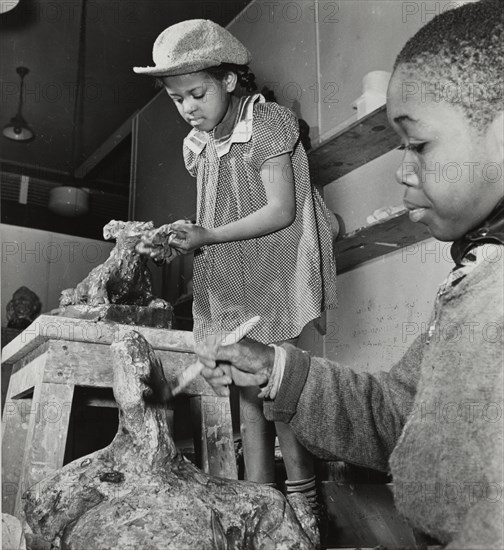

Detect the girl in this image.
[134,19,337,514]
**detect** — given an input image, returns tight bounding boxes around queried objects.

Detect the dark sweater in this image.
[264,243,504,548]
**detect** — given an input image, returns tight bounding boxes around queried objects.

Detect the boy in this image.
[198,1,504,547]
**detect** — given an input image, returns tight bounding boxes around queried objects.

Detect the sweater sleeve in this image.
[264,334,424,472]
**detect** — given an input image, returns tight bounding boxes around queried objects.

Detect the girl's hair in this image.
[154,64,258,94]
[205,64,257,93]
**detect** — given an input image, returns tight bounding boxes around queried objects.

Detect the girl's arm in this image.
[169,153,296,253]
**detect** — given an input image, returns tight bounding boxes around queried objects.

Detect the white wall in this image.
[326,242,453,372]
[229,0,464,145]
[1,224,114,327]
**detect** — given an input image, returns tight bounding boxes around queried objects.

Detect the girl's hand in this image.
[136,224,179,264]
[169,220,214,254]
[136,240,166,263]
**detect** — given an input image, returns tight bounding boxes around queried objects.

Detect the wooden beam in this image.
[74,113,136,178]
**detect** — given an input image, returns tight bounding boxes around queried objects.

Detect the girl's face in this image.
[387,65,503,242]
[162,71,237,132]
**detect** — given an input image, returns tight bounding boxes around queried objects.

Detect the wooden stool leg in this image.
[2,395,33,515]
[15,382,75,516]
[189,395,237,480]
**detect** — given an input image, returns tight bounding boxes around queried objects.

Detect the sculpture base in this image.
[55,304,173,329]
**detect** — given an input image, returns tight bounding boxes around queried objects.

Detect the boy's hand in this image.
[196,337,273,396]
[169,220,215,254]
[195,333,231,396]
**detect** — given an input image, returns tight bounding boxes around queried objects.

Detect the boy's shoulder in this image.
[453,243,504,308]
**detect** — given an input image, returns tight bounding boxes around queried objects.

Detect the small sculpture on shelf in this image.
[58,220,176,328]
[23,331,319,549]
[6,286,41,330]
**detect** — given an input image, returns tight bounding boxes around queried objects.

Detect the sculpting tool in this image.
[145,316,261,403]
[374,242,400,248]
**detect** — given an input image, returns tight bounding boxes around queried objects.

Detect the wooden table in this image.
[1,315,237,517]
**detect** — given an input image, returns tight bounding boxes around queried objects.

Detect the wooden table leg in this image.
[2,354,46,516]
[14,382,75,516]
[2,395,33,515]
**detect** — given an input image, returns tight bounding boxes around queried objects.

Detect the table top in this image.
[1,314,195,366]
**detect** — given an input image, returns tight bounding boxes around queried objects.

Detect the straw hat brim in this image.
[133,19,251,78]
[134,58,240,77]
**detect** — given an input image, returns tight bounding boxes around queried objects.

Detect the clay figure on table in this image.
[59,220,177,309]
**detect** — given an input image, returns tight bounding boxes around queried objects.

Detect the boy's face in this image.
[387,66,503,241]
[162,71,235,132]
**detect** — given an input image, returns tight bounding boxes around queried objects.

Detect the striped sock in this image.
[285,475,320,518]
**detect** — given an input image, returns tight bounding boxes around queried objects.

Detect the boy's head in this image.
[388,0,504,241]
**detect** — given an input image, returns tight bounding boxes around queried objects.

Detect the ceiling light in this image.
[48,186,89,217]
[0,0,20,15]
[3,67,35,142]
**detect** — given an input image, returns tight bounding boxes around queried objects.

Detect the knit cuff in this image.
[258,344,286,400]
[263,344,310,424]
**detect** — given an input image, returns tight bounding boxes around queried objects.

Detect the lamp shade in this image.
[3,66,35,142]
[3,114,34,141]
[48,186,89,217]
[0,0,20,14]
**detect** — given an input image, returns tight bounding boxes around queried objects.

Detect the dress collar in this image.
[184,93,265,158]
[451,197,504,265]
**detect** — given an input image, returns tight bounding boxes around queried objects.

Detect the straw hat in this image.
[133,19,251,77]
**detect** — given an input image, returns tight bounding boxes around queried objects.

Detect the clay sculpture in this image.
[59,220,175,308]
[6,286,42,329]
[23,331,319,549]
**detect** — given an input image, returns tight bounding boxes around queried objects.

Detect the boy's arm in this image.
[444,389,504,550]
[264,334,425,472]
[169,153,296,253]
[445,360,504,550]
[447,484,504,550]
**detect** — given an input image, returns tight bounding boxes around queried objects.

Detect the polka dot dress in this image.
[184,94,337,344]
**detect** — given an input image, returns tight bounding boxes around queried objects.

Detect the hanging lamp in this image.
[48,0,89,217]
[3,66,35,142]
[0,1,20,15]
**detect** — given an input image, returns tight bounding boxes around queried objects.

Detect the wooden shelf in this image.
[335,210,432,274]
[308,105,398,187]
[306,106,432,271]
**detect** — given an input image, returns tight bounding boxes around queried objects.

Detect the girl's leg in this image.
[239,385,276,483]
[273,334,314,479]
[275,421,319,516]
[275,421,314,481]
[273,336,320,517]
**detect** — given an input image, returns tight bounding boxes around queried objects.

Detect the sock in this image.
[285,475,320,518]
[263,482,278,490]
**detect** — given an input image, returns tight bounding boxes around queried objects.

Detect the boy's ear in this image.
[485,111,504,165]
[224,72,238,93]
